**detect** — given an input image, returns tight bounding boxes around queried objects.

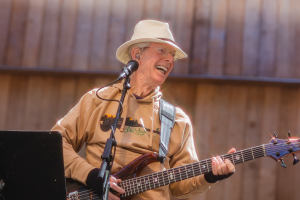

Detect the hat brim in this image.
[116,38,188,64]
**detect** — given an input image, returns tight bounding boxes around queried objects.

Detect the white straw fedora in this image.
[116,20,187,64]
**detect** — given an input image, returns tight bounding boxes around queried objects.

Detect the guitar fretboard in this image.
[119,144,266,198]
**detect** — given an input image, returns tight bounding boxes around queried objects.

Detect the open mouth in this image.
[155,65,168,74]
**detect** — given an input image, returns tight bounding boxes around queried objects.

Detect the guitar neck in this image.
[119,144,266,198]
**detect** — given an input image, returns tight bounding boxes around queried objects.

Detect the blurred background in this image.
[0,0,300,200]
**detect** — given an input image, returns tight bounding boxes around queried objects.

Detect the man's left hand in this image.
[204,148,236,183]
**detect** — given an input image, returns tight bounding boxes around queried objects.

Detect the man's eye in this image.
[158,48,165,53]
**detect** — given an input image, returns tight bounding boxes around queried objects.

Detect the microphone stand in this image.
[98,76,131,200]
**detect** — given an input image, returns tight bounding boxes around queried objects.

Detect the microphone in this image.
[118,60,139,80]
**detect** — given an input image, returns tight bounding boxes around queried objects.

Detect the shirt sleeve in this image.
[51,92,98,184]
[168,112,216,199]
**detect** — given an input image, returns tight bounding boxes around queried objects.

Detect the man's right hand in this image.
[108,176,125,200]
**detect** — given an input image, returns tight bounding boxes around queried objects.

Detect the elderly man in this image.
[52,20,235,200]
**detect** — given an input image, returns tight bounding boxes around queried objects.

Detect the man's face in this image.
[136,42,176,88]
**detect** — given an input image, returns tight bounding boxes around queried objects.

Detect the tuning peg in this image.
[293,154,299,165]
[280,159,287,168]
[272,132,278,144]
[287,131,292,144]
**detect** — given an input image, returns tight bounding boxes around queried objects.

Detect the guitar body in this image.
[66,153,159,200]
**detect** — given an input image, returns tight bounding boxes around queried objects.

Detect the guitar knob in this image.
[293,154,299,165]
[280,159,287,168]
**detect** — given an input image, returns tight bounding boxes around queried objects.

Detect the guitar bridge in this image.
[68,191,79,200]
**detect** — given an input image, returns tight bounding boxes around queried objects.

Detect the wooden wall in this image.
[0,0,299,78]
[0,72,300,200]
[1,0,300,200]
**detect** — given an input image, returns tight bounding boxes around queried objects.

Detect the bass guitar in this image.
[67,135,300,200]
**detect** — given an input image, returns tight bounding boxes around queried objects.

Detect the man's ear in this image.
[131,47,141,62]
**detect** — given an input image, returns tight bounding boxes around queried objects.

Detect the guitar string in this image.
[116,142,299,198]
[70,142,299,198]
[123,146,293,193]
[121,146,266,190]
[120,143,300,194]
[121,154,290,194]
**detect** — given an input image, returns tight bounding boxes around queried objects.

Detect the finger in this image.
[110,176,118,184]
[116,179,123,184]
[108,191,120,200]
[110,181,125,194]
[225,159,235,173]
[227,148,236,154]
[211,157,219,176]
[216,156,227,175]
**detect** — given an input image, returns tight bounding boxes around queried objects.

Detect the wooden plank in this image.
[23,76,45,130]
[190,0,211,74]
[21,0,46,67]
[223,85,248,200]
[0,74,11,130]
[39,0,60,68]
[0,0,12,64]
[257,86,280,200]
[6,75,28,130]
[5,0,28,66]
[72,0,94,70]
[39,76,60,130]
[192,83,215,200]
[172,0,195,74]
[125,0,144,40]
[75,77,96,102]
[161,81,196,120]
[242,0,261,76]
[56,0,78,69]
[275,0,293,78]
[204,83,230,200]
[291,0,300,78]
[224,0,245,76]
[275,86,298,200]
[207,0,228,75]
[258,0,278,77]
[106,0,128,70]
[89,0,111,70]
[56,77,77,119]
[241,86,264,200]
[144,0,161,19]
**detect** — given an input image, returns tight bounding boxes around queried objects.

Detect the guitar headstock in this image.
[265,132,300,167]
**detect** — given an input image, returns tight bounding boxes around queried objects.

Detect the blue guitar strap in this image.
[158,99,176,164]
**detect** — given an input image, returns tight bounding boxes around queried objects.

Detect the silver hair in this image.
[128,42,151,59]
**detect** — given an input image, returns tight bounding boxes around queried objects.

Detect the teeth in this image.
[156,66,168,74]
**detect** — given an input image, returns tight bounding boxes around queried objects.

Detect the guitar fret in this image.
[151,174,155,189]
[231,153,235,165]
[129,179,133,196]
[191,164,195,177]
[162,171,166,185]
[132,179,136,195]
[185,165,189,179]
[144,177,147,191]
[137,177,141,193]
[251,148,254,159]
[198,162,202,174]
[167,170,171,184]
[206,160,209,172]
[262,144,266,156]
[241,150,245,162]
[179,168,182,180]
[172,168,176,182]
[146,175,151,190]
[156,173,160,187]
